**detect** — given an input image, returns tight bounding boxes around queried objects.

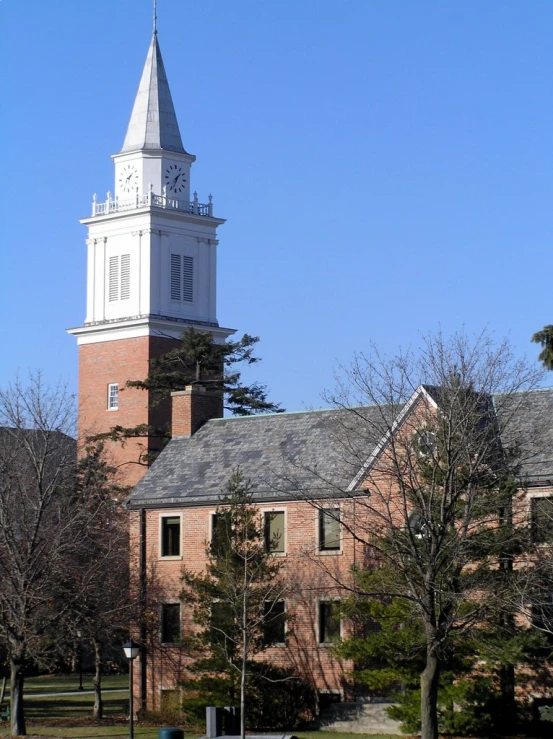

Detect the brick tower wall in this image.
[78,335,177,488]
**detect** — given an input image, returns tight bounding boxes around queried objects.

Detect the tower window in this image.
[170,254,193,302]
[109,254,131,302]
[107,383,119,410]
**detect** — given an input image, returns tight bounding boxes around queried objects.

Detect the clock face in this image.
[164,164,187,194]
[119,164,138,193]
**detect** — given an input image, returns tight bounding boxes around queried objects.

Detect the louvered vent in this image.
[170,254,194,302]
[120,254,130,300]
[182,256,193,302]
[109,256,119,302]
[170,254,181,301]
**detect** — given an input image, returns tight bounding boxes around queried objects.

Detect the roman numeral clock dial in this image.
[164,164,187,194]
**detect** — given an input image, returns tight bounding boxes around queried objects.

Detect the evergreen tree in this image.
[180,469,287,739]
[532,325,553,370]
[95,329,282,460]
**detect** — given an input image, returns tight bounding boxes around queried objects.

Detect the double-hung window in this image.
[264,511,285,554]
[531,497,553,544]
[107,383,119,410]
[319,601,341,644]
[161,603,181,644]
[319,508,341,551]
[161,515,181,558]
[263,600,286,645]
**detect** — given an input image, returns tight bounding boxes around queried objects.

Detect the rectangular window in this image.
[161,603,181,644]
[170,254,194,303]
[120,254,130,300]
[161,516,181,557]
[319,508,341,551]
[108,254,131,302]
[107,383,119,410]
[264,511,285,553]
[531,497,553,544]
[211,513,229,557]
[319,601,341,644]
[109,256,119,301]
[263,600,286,645]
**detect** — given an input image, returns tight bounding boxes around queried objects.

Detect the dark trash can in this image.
[158,729,184,739]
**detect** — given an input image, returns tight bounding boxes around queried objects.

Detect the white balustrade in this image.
[91,192,214,218]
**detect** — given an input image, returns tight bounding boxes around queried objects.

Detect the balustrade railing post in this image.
[193,191,199,214]
[148,183,153,206]
[208,194,213,217]
[92,193,97,216]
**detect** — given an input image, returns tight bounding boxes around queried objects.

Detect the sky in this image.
[1,0,553,412]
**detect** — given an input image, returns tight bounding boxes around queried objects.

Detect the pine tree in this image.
[180,469,287,739]
[532,325,553,370]
[94,329,282,461]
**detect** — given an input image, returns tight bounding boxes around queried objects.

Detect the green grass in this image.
[2,674,127,696]
[0,676,407,738]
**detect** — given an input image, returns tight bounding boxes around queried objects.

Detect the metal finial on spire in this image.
[153,0,157,34]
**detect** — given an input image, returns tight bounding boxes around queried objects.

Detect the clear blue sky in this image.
[1,0,552,411]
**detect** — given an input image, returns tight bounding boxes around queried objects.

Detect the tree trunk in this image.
[0,675,6,703]
[92,640,103,720]
[498,663,516,729]
[10,654,26,737]
[420,650,440,739]
[240,578,247,739]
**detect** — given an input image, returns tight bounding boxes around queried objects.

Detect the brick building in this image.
[124,383,553,713]
[68,22,553,725]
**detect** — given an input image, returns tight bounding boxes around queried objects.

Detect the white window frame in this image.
[107,383,119,411]
[160,602,182,645]
[159,513,183,560]
[317,598,343,646]
[261,507,287,556]
[317,506,342,554]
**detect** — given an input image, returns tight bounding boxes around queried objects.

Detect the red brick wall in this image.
[171,387,224,437]
[78,335,177,487]
[129,499,366,710]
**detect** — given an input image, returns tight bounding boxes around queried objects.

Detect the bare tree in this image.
[0,373,107,735]
[59,441,134,720]
[284,331,544,739]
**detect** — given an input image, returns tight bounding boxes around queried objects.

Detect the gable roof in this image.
[125,388,553,510]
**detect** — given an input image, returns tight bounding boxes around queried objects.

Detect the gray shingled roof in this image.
[126,406,386,508]
[120,33,187,154]
[125,388,553,509]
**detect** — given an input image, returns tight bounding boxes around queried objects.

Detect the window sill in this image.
[159,555,183,561]
[317,548,343,556]
[107,408,119,412]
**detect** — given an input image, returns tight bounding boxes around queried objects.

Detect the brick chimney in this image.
[171,385,224,437]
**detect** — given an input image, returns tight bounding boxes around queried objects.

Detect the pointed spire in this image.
[120,33,187,154]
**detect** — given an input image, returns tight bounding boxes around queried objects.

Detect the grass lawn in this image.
[0,675,407,738]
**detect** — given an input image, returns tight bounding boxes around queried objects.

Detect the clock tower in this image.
[69,29,234,485]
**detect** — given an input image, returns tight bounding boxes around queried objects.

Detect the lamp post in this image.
[123,640,140,739]
[76,629,83,691]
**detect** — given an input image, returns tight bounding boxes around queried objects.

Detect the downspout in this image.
[139,508,147,711]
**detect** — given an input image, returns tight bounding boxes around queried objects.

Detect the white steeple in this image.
[120,32,187,155]
[68,25,234,348]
